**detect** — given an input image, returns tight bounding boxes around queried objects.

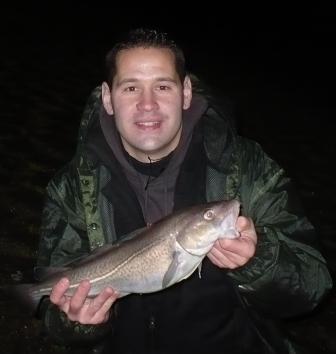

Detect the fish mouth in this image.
[220,222,240,239]
[218,200,241,239]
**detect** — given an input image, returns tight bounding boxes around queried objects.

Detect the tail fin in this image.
[0,283,43,316]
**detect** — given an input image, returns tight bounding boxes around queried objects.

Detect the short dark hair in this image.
[105,28,186,88]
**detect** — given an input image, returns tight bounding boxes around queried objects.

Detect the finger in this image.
[215,238,247,255]
[208,251,236,269]
[87,287,116,316]
[212,246,243,266]
[216,247,249,266]
[207,252,224,268]
[68,280,91,314]
[58,296,71,313]
[216,238,255,258]
[207,248,237,269]
[50,278,70,305]
[90,291,119,324]
[236,217,257,243]
[236,216,251,231]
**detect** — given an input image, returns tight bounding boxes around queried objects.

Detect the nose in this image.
[136,90,159,112]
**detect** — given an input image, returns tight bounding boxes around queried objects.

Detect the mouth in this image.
[135,121,162,130]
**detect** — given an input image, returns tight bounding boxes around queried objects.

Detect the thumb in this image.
[236,216,252,232]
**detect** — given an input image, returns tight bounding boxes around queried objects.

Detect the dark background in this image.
[1,4,335,353]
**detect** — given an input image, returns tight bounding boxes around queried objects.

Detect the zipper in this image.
[149,315,156,330]
[148,314,156,354]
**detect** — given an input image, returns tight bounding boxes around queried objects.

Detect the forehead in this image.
[115,47,177,77]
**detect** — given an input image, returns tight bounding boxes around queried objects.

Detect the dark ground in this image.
[0,5,335,354]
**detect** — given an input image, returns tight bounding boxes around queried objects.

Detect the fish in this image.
[8,199,240,313]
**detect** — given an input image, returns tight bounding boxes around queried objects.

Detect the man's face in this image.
[102,47,192,162]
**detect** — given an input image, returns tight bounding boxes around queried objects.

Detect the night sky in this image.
[2,4,336,132]
[3,5,336,96]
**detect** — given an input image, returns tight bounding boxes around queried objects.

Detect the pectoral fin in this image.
[162,242,204,289]
[162,250,181,288]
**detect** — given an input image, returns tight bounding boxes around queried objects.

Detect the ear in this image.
[101,82,114,115]
[182,75,192,110]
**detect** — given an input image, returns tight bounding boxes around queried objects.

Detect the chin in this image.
[136,139,163,152]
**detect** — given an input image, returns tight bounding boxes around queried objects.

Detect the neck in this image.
[125,150,174,177]
[120,126,182,163]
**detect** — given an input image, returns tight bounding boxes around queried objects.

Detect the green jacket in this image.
[37,85,332,351]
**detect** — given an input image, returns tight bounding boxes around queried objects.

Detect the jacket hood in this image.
[98,92,208,175]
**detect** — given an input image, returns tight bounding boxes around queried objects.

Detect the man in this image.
[37,28,332,353]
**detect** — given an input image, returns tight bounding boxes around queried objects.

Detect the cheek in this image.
[162,97,182,115]
[112,95,134,113]
[113,102,133,124]
[114,117,132,136]
[113,109,129,133]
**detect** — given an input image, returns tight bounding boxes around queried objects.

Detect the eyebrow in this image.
[115,77,179,87]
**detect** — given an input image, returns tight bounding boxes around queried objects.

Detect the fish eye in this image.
[204,209,215,220]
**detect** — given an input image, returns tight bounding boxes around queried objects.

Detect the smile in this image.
[135,121,161,129]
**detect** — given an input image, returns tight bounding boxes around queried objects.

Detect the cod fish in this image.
[11,199,240,313]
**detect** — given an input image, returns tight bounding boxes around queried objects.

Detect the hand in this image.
[207,216,257,269]
[49,278,118,325]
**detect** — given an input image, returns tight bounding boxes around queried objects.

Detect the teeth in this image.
[137,122,159,127]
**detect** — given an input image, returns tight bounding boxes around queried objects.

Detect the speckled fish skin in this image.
[17,199,240,309]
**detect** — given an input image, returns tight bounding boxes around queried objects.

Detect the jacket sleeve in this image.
[228,138,333,318]
[36,164,112,346]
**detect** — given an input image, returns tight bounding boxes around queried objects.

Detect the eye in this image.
[125,86,137,92]
[203,209,215,220]
[157,85,170,91]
